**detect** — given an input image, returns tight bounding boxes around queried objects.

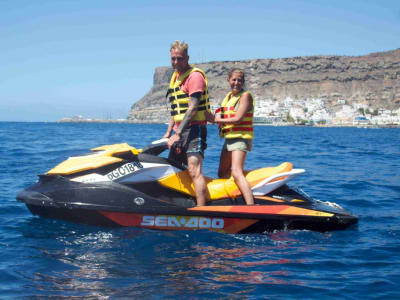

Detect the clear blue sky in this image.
[1,0,399,121]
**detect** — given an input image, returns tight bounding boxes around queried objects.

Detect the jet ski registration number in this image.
[107,162,143,180]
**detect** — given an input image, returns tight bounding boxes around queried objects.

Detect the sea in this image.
[0,122,399,299]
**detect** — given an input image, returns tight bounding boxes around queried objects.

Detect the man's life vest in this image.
[166,67,211,122]
[219,90,254,139]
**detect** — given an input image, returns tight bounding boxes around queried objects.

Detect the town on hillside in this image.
[252,97,400,126]
[60,98,400,127]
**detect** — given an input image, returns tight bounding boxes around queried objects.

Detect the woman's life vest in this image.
[219,90,254,139]
[166,67,211,122]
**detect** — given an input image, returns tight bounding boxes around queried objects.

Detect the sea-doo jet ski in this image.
[17,140,358,233]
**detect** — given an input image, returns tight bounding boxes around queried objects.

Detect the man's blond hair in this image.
[170,40,189,55]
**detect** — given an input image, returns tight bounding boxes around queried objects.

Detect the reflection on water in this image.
[185,232,311,287]
[188,245,305,286]
[20,223,327,297]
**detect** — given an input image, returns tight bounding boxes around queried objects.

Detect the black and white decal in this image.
[106,162,143,181]
[116,162,181,183]
[71,162,180,183]
[71,173,109,183]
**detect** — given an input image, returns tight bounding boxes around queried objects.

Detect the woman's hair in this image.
[228,68,245,81]
[170,40,189,55]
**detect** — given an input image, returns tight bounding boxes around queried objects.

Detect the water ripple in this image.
[1,123,400,298]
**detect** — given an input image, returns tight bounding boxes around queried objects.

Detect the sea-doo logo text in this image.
[107,162,143,180]
[141,215,224,229]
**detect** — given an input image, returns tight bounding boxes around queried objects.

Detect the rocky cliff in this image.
[128,49,400,123]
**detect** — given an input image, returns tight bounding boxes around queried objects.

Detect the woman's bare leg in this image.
[231,150,254,205]
[218,148,231,179]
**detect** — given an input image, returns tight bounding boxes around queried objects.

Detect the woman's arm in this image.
[205,110,215,123]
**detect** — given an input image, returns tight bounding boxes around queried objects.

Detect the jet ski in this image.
[17,139,358,233]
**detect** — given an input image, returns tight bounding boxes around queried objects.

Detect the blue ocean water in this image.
[0,122,399,299]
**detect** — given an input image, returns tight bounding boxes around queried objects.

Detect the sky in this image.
[1,0,399,122]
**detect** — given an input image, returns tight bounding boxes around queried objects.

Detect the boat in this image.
[16,139,358,233]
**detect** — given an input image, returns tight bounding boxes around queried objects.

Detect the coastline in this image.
[55,118,400,128]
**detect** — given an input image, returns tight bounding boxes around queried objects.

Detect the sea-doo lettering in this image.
[185,217,198,228]
[168,217,181,227]
[141,216,155,226]
[107,162,143,180]
[140,216,224,229]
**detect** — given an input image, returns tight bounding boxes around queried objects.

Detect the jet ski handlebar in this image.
[141,138,169,156]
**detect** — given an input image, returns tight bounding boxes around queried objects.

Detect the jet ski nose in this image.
[337,214,358,226]
[16,189,53,206]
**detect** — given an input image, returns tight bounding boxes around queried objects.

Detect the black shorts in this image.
[168,125,207,166]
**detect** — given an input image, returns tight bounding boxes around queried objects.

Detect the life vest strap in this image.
[170,105,210,116]
[171,101,210,111]
[221,113,253,118]
[223,127,254,133]
[171,103,189,109]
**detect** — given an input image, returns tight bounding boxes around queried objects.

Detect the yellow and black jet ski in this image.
[17,139,358,233]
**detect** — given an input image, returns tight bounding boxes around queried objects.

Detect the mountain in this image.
[127,49,400,124]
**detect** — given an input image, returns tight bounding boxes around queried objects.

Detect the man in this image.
[162,41,211,206]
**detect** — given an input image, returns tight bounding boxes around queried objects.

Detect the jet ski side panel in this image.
[98,212,259,233]
[26,205,121,227]
[17,175,196,212]
[97,210,357,233]
[17,175,357,232]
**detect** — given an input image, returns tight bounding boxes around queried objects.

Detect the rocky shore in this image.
[127,49,400,126]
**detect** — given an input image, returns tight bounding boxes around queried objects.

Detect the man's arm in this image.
[162,116,175,139]
[176,92,201,135]
[167,92,201,148]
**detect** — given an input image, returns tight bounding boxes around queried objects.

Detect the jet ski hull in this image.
[16,142,358,233]
[21,204,357,233]
[17,176,358,233]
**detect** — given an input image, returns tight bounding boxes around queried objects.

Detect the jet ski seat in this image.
[158,162,293,201]
[47,143,139,175]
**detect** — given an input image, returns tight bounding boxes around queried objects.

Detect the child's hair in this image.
[170,40,189,55]
[228,68,245,81]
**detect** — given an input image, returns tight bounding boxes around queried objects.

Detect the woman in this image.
[208,69,254,205]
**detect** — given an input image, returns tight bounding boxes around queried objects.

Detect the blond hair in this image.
[228,68,245,81]
[170,40,189,55]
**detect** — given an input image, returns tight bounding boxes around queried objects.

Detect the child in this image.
[207,69,255,205]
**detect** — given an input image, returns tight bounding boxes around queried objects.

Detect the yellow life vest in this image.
[166,67,210,122]
[219,90,254,139]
